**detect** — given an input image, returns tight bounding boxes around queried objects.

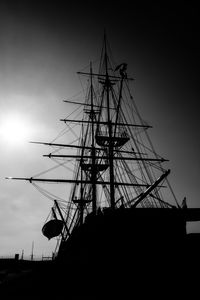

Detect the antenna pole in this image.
[31,241,34,261]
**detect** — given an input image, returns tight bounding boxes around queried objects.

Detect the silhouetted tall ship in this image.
[7,35,200,272]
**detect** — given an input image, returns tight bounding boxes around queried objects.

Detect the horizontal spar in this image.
[30,141,92,150]
[30,142,147,156]
[63,100,115,110]
[77,71,134,81]
[60,119,152,128]
[43,154,168,162]
[5,177,151,187]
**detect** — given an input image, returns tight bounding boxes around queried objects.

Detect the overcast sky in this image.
[0,1,200,257]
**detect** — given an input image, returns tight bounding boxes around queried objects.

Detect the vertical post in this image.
[15,253,19,261]
[90,62,97,214]
[52,206,57,219]
[31,241,34,261]
[52,205,65,240]
[80,164,84,224]
[104,36,115,209]
[54,200,70,237]
[114,76,124,137]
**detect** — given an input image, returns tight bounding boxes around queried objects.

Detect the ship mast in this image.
[104,35,115,210]
[89,62,97,214]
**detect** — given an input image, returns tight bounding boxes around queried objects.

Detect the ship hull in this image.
[55,207,200,296]
[58,207,187,264]
[2,211,200,297]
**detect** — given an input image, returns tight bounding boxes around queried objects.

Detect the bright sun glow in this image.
[0,113,31,145]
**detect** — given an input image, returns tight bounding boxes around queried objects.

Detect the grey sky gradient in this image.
[0,1,200,257]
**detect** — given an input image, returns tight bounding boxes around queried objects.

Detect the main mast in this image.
[104,36,115,210]
[89,62,97,214]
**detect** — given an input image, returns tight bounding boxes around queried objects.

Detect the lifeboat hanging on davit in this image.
[42,219,64,240]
